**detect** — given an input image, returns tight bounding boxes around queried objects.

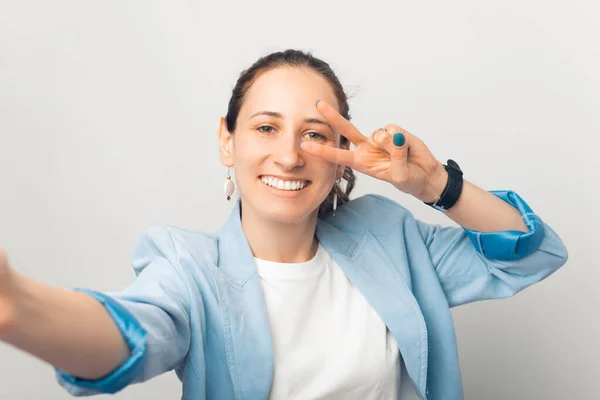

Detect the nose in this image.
[274,134,304,172]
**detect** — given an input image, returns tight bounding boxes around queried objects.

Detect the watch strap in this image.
[424,159,464,212]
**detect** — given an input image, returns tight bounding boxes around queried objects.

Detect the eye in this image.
[304,131,328,142]
[257,125,275,134]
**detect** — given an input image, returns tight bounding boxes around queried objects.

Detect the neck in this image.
[240,200,319,263]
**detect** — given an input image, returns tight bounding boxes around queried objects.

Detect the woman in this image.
[0,49,568,400]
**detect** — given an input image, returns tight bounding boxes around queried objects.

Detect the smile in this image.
[260,176,310,191]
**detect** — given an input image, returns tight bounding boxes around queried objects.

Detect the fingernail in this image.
[393,132,405,147]
[316,100,321,107]
[299,140,304,149]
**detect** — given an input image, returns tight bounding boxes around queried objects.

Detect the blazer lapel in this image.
[316,218,429,399]
[214,199,274,400]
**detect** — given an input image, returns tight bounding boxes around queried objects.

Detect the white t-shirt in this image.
[254,243,421,400]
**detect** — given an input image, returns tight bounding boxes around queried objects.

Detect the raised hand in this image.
[300,100,448,202]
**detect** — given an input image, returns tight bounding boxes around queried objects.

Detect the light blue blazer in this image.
[56,191,568,399]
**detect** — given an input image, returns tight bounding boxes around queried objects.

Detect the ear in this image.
[218,116,234,167]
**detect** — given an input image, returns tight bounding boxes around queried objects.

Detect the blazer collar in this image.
[215,198,363,282]
[216,198,256,283]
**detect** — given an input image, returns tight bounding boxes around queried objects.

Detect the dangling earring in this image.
[332,178,341,216]
[224,168,235,201]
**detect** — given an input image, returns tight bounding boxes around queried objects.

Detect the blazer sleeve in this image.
[412,190,569,307]
[55,226,193,396]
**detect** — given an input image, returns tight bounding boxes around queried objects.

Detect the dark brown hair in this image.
[225,49,355,216]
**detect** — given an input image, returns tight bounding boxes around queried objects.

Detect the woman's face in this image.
[219,66,345,225]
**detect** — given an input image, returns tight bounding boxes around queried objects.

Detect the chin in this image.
[238,180,326,225]
[258,203,317,225]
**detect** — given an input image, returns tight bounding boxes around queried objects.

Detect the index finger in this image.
[316,100,366,146]
[300,141,356,167]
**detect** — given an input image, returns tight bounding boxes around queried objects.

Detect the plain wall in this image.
[1,1,598,399]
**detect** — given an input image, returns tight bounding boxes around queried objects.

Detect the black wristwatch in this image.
[423,159,463,212]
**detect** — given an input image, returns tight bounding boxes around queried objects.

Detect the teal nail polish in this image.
[393,132,405,147]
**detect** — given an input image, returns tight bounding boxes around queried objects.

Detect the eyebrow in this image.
[249,110,332,129]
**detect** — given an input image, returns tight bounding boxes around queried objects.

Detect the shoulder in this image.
[321,194,420,238]
[344,194,410,214]
[339,194,416,224]
[132,225,219,274]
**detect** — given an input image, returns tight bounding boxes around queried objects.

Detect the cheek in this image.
[311,157,338,176]
[233,136,264,165]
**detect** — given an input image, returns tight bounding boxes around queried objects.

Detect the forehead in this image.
[240,66,340,117]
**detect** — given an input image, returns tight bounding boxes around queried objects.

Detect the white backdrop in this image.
[0,1,598,399]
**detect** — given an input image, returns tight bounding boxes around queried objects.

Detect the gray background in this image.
[0,0,598,399]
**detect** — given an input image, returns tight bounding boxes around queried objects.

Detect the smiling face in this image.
[219,66,345,225]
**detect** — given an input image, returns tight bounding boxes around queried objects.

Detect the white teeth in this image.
[261,176,308,191]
